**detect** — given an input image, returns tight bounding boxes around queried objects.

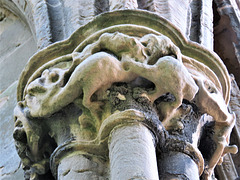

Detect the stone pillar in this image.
[159,152,199,180]
[57,153,107,180]
[109,123,159,180]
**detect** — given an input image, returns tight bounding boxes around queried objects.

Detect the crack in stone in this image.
[0,161,22,176]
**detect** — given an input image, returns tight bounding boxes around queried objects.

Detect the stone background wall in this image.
[0,4,37,179]
[0,0,239,179]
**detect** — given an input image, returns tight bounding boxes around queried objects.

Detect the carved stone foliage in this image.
[13,10,238,180]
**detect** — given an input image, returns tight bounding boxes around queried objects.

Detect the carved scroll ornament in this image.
[13,10,237,180]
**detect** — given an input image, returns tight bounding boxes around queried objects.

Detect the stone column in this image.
[159,152,199,180]
[57,153,107,180]
[109,123,159,180]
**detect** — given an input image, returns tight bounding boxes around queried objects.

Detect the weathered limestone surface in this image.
[0,6,37,180]
[229,75,240,176]
[0,0,213,48]
[0,82,24,180]
[0,0,51,49]
[189,0,214,50]
[10,10,237,180]
[109,0,138,10]
[158,152,199,180]
[0,0,240,179]
[213,0,240,87]
[109,123,159,180]
[215,154,239,180]
[0,7,37,92]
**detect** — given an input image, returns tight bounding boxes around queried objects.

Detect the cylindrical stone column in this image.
[57,152,107,180]
[158,152,199,180]
[108,123,159,180]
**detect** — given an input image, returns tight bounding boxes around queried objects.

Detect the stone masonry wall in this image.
[0,6,37,180]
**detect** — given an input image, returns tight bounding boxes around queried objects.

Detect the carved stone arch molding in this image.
[0,0,52,49]
[0,0,33,32]
[14,10,238,180]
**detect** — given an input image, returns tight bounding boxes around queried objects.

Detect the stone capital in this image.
[13,10,237,180]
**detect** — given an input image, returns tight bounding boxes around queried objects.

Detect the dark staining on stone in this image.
[0,12,6,21]
[156,99,202,162]
[154,92,176,104]
[108,82,151,112]
[159,173,190,180]
[158,137,201,168]
[198,121,217,162]
[154,93,176,121]
[182,99,199,114]
[177,101,201,143]
[13,127,27,143]
[41,134,57,156]
[156,97,201,142]
[83,154,93,161]
[108,82,129,107]
[34,169,55,180]
[108,82,168,146]
[162,137,187,153]
[131,77,155,90]
[62,169,70,176]
[108,82,204,159]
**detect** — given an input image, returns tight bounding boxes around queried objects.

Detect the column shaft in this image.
[109,123,159,180]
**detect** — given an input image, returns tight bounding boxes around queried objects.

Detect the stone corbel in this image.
[13,10,238,180]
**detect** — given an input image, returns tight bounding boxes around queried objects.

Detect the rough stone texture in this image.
[57,153,107,180]
[60,0,95,38]
[189,0,214,50]
[200,0,214,50]
[0,0,52,49]
[0,5,37,180]
[215,154,239,180]
[45,0,65,42]
[0,0,35,38]
[11,12,237,179]
[109,0,138,10]
[229,75,240,176]
[45,0,109,41]
[213,0,240,87]
[0,81,24,180]
[0,0,240,180]
[0,167,24,180]
[0,7,37,92]
[158,152,199,180]
[28,0,52,49]
[138,0,191,37]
